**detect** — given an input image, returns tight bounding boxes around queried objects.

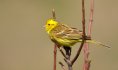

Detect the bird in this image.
[44,19,110,56]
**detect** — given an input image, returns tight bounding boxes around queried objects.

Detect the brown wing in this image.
[51,24,83,40]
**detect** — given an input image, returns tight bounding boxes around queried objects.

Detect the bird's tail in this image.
[79,39,110,48]
[87,40,110,48]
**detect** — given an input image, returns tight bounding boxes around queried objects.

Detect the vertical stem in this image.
[52,9,57,70]
[53,44,57,70]
[83,0,94,70]
[65,51,72,70]
[81,0,91,70]
[88,0,94,36]
[68,65,72,70]
[83,43,91,70]
[82,0,86,36]
[52,9,56,19]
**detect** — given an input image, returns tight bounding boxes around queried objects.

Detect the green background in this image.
[0,0,117,70]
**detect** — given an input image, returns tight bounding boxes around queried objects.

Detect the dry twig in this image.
[83,0,94,70]
[53,44,57,70]
[52,9,57,70]
[59,62,67,70]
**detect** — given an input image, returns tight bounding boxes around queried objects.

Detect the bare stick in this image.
[66,53,72,70]
[52,9,56,19]
[88,0,94,36]
[59,48,67,59]
[83,43,91,70]
[59,62,67,70]
[82,0,86,36]
[54,44,57,70]
[83,0,94,70]
[71,0,86,65]
[52,9,57,70]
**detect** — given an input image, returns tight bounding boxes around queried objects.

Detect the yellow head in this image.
[45,19,58,34]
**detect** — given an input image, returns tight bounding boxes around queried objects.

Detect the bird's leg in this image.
[63,46,71,59]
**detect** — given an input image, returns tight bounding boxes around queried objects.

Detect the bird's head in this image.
[45,19,58,34]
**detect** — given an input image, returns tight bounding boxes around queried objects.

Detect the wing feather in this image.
[51,24,83,40]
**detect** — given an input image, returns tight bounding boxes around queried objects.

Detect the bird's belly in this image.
[53,38,78,47]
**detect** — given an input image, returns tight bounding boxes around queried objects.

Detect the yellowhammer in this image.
[44,19,110,55]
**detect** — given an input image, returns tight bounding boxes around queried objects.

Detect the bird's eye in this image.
[48,24,50,26]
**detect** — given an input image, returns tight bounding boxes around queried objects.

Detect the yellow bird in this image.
[44,19,110,55]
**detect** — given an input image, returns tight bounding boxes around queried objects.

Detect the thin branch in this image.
[88,0,94,37]
[82,0,86,36]
[53,44,57,70]
[83,0,94,70]
[64,54,72,70]
[59,48,67,59]
[59,62,67,70]
[52,9,56,19]
[71,0,86,65]
[83,43,91,70]
[52,9,57,70]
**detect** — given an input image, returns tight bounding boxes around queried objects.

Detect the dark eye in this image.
[48,24,50,26]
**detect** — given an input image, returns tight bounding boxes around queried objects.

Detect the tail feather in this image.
[86,40,110,48]
[78,39,110,48]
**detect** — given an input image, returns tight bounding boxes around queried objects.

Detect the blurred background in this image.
[0,0,117,70]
